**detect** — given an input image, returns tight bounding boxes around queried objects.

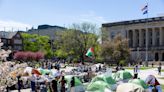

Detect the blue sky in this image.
[0,0,164,31]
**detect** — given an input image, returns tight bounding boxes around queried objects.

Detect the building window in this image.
[14,46,22,50]
[14,39,22,44]
[8,40,10,44]
[16,34,20,38]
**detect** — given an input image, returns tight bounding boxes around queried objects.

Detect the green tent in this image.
[91,75,116,85]
[39,69,51,75]
[64,75,83,86]
[112,70,132,81]
[87,81,112,92]
[128,79,148,89]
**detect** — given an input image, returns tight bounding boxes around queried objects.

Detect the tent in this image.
[86,81,112,92]
[91,74,116,85]
[116,83,146,92]
[64,75,82,86]
[128,79,148,89]
[24,67,33,75]
[64,75,84,92]
[112,70,132,81]
[38,68,51,75]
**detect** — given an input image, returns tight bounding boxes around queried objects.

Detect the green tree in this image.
[101,34,130,64]
[21,33,53,58]
[54,23,100,62]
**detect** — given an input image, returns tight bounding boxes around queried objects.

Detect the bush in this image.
[14,51,44,61]
[119,60,126,66]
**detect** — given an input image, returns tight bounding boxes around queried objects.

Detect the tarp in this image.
[87,81,112,92]
[32,69,41,75]
[128,79,148,89]
[116,83,145,92]
[112,70,132,81]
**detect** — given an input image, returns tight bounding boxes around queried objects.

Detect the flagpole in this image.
[145,2,149,67]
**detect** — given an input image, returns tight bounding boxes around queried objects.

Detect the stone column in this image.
[160,27,164,46]
[133,30,136,48]
[139,29,143,47]
[146,29,149,47]
[152,28,156,46]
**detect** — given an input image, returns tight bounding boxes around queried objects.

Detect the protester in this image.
[30,73,36,92]
[70,77,75,92]
[158,63,162,75]
[133,64,139,79]
[60,76,66,92]
[17,75,22,92]
[51,77,58,92]
[145,75,162,92]
[152,63,154,68]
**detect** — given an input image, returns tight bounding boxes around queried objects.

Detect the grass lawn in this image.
[161,84,164,91]
[161,70,164,72]
[124,67,156,70]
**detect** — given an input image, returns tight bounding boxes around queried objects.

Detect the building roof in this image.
[0,31,17,39]
[102,16,164,27]
[27,25,66,40]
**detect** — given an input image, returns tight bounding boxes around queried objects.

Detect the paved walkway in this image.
[126,66,164,85]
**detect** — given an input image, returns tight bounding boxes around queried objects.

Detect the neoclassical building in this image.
[102,16,164,62]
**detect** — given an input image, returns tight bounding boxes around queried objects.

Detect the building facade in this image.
[0,31,23,51]
[102,17,164,62]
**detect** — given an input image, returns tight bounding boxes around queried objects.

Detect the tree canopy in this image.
[21,33,53,58]
[54,23,101,62]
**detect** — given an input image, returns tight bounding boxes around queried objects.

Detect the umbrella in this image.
[86,81,112,92]
[116,83,145,92]
[128,79,148,89]
[112,70,132,81]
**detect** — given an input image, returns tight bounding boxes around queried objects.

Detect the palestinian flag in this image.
[86,47,94,57]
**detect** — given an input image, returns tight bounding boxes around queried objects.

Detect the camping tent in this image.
[86,81,112,92]
[112,70,132,81]
[65,75,85,92]
[128,79,148,89]
[116,83,146,92]
[91,74,116,85]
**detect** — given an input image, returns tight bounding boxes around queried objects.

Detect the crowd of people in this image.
[13,62,107,92]
[0,60,163,92]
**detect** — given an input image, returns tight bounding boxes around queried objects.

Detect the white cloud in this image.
[65,11,107,27]
[78,11,106,25]
[0,20,32,31]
